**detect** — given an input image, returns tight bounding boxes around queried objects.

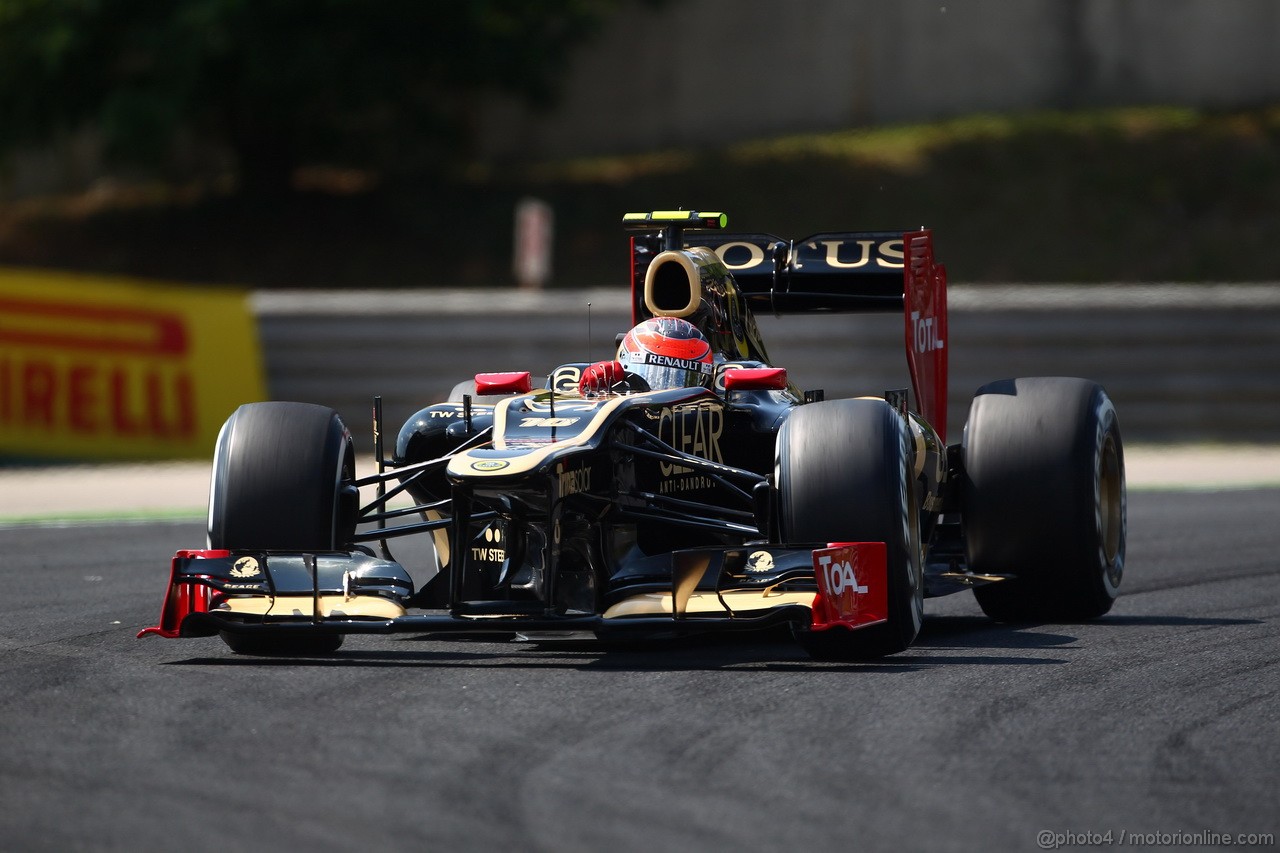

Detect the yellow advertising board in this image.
[0,268,265,460]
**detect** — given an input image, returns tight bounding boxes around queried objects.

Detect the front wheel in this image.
[963,377,1126,622]
[207,401,358,552]
[776,399,924,660]
[206,401,357,655]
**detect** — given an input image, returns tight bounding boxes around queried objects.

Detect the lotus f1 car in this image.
[140,210,1126,660]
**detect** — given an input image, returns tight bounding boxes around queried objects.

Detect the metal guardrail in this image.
[254,285,1280,448]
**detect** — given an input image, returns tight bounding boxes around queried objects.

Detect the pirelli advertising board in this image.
[0,269,265,460]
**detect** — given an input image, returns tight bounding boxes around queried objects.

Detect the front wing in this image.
[138,543,888,643]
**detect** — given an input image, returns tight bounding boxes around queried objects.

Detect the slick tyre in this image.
[963,378,1126,622]
[208,402,356,655]
[207,402,358,552]
[777,399,925,660]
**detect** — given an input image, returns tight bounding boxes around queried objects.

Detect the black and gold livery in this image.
[142,210,1127,660]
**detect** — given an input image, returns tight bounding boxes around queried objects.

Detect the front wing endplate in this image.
[810,542,888,632]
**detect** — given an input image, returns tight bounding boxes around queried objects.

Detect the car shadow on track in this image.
[1075,614,1262,627]
[915,612,1259,644]
[914,615,1079,649]
[159,615,1101,671]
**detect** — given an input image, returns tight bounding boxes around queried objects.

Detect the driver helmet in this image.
[616,317,714,391]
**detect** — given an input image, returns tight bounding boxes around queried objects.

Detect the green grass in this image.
[0,507,205,528]
[4,105,1280,286]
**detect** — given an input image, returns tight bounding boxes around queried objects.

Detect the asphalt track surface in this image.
[2,487,1277,852]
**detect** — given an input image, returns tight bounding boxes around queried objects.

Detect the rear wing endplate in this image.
[903,231,948,441]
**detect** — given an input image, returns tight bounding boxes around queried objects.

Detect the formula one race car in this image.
[140,210,1126,660]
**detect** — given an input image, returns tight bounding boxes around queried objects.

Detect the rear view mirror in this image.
[723,367,788,391]
[475,372,532,395]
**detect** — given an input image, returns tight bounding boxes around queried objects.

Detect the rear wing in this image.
[684,231,908,315]
[626,214,948,439]
[698,228,946,439]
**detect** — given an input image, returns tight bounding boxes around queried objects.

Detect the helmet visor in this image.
[623,352,714,391]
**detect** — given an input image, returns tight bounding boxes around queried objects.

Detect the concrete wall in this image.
[253,284,1280,452]
[478,0,1280,157]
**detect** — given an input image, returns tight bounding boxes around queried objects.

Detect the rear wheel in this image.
[963,378,1126,622]
[207,401,358,654]
[777,399,924,660]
